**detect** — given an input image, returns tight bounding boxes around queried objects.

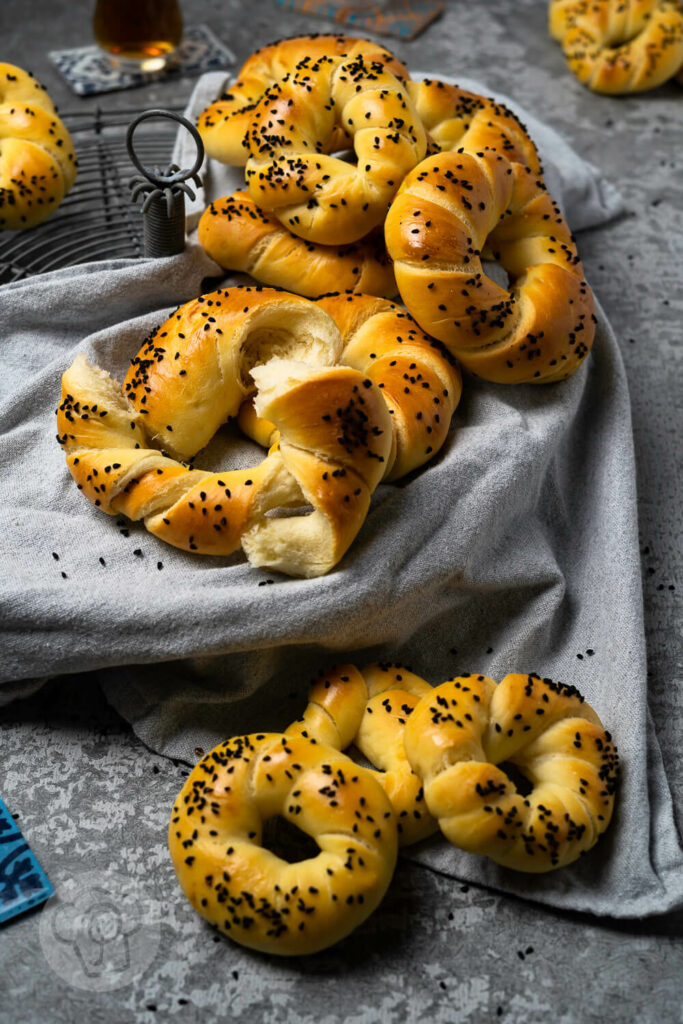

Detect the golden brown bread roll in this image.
[287,663,438,846]
[57,286,401,577]
[403,672,619,872]
[245,54,427,245]
[549,0,683,93]
[240,293,463,482]
[198,191,397,298]
[317,292,463,480]
[197,33,409,166]
[407,78,541,173]
[169,732,398,955]
[0,62,77,229]
[384,149,596,383]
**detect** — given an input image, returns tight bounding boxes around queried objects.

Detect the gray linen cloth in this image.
[1,72,680,919]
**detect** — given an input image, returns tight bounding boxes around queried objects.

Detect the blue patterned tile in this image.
[0,795,53,925]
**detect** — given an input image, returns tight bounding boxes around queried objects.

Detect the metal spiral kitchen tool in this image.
[126,109,204,257]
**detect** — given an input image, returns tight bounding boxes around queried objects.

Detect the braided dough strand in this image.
[287,663,438,846]
[385,149,595,383]
[58,287,399,576]
[407,78,541,172]
[198,34,409,165]
[549,0,683,93]
[169,732,398,955]
[239,293,462,482]
[245,54,427,245]
[0,62,77,230]
[403,672,619,872]
[198,191,397,298]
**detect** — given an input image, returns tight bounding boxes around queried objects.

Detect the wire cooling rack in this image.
[0,106,184,285]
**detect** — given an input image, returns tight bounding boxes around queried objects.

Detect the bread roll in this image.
[169,732,398,955]
[0,62,77,229]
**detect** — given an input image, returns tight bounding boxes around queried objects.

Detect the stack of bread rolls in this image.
[170,662,619,955]
[197,34,596,386]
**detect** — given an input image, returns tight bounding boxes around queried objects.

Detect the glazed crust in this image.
[549,0,683,93]
[287,663,438,846]
[0,63,77,230]
[384,150,596,383]
[244,53,427,245]
[58,286,426,577]
[407,78,541,173]
[169,732,398,956]
[198,191,397,299]
[197,34,409,165]
[403,672,619,872]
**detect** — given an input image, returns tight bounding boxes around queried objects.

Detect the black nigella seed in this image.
[157,561,163,570]
[99,557,106,566]
[52,551,59,560]
[133,549,143,557]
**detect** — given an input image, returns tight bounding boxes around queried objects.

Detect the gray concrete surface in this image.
[1,1,682,1021]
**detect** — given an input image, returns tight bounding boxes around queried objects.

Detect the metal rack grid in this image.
[0,106,184,285]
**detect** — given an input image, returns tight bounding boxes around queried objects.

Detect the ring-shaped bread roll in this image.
[239,292,463,483]
[287,663,438,846]
[57,286,398,577]
[197,34,409,165]
[407,78,541,173]
[549,0,683,93]
[384,149,596,383]
[0,62,77,229]
[403,672,619,872]
[198,191,397,298]
[245,54,428,245]
[169,732,398,955]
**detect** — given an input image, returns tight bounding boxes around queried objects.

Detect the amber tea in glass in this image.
[93,0,183,71]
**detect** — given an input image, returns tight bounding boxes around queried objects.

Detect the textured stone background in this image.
[0,0,681,1021]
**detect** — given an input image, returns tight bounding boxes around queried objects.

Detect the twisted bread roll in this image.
[407,79,541,172]
[549,0,683,92]
[58,286,397,577]
[0,63,77,229]
[404,672,619,872]
[245,54,427,245]
[198,191,397,298]
[385,149,596,383]
[198,34,408,166]
[239,292,463,482]
[287,663,438,846]
[318,293,462,479]
[169,732,398,955]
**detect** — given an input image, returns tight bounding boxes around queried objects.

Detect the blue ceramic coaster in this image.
[49,24,235,97]
[0,795,53,925]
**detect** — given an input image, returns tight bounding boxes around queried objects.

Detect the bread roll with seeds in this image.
[197,34,409,165]
[287,663,438,846]
[240,293,463,483]
[407,78,541,172]
[58,286,398,576]
[245,54,427,245]
[319,293,462,480]
[198,191,397,298]
[403,672,619,872]
[549,0,683,93]
[385,149,596,383]
[0,62,77,230]
[169,732,398,955]
[241,359,392,576]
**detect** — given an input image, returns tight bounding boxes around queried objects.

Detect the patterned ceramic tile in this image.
[0,795,53,925]
[49,24,235,96]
